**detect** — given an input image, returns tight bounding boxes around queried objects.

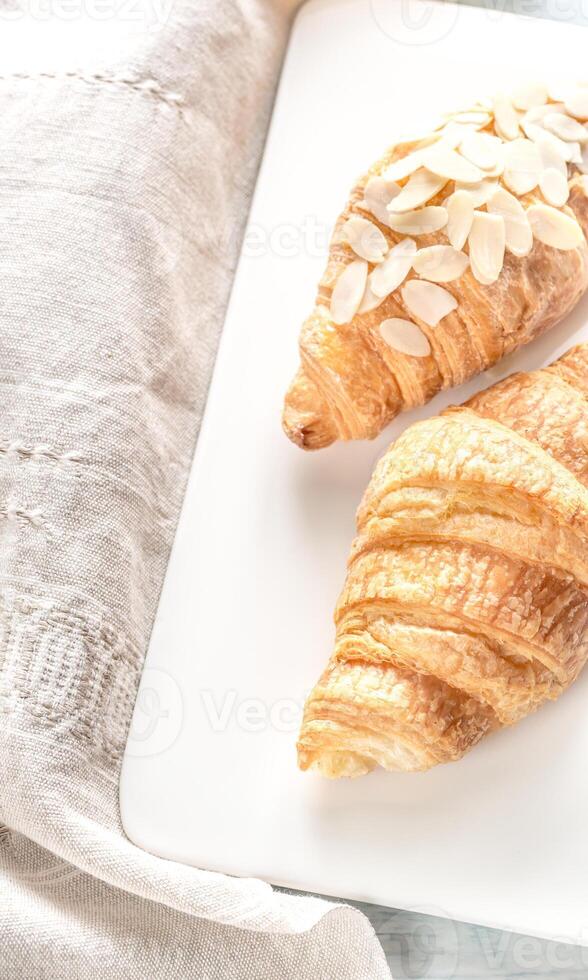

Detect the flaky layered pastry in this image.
[283,83,588,449]
[297,345,588,776]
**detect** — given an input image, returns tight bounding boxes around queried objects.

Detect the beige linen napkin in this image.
[0,1,390,976]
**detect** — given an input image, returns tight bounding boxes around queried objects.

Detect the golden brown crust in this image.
[297,346,588,776]
[283,139,588,450]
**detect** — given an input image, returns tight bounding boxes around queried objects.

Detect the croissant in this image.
[297,344,588,776]
[283,83,588,449]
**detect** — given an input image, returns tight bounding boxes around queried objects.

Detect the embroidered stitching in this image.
[2,503,46,529]
[0,440,84,466]
[0,503,54,538]
[0,71,184,112]
[0,592,143,762]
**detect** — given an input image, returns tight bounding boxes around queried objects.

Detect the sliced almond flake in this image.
[379,318,431,357]
[358,278,385,314]
[487,187,533,257]
[423,144,484,184]
[493,93,520,141]
[413,130,451,151]
[401,279,457,327]
[565,87,588,120]
[412,245,469,283]
[359,175,401,225]
[342,216,388,263]
[330,259,368,325]
[482,146,506,179]
[436,123,477,149]
[450,111,492,128]
[539,167,569,207]
[512,83,548,111]
[523,102,565,125]
[535,134,568,176]
[454,178,499,207]
[521,119,548,143]
[387,170,448,213]
[370,238,417,298]
[503,138,543,196]
[443,98,493,117]
[399,125,443,147]
[468,211,506,284]
[525,122,580,163]
[446,190,475,250]
[387,206,448,235]
[527,203,585,250]
[469,255,496,285]
[382,149,424,183]
[459,131,502,171]
[543,112,588,143]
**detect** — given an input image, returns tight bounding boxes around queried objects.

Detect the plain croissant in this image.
[297,344,588,776]
[283,84,588,450]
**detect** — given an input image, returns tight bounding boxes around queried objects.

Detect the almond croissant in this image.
[283,84,588,450]
[297,344,588,777]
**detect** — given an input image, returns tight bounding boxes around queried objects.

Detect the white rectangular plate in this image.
[121,0,588,946]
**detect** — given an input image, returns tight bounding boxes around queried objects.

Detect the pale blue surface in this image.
[354,903,587,978]
[282,889,588,978]
[337,1,588,975]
